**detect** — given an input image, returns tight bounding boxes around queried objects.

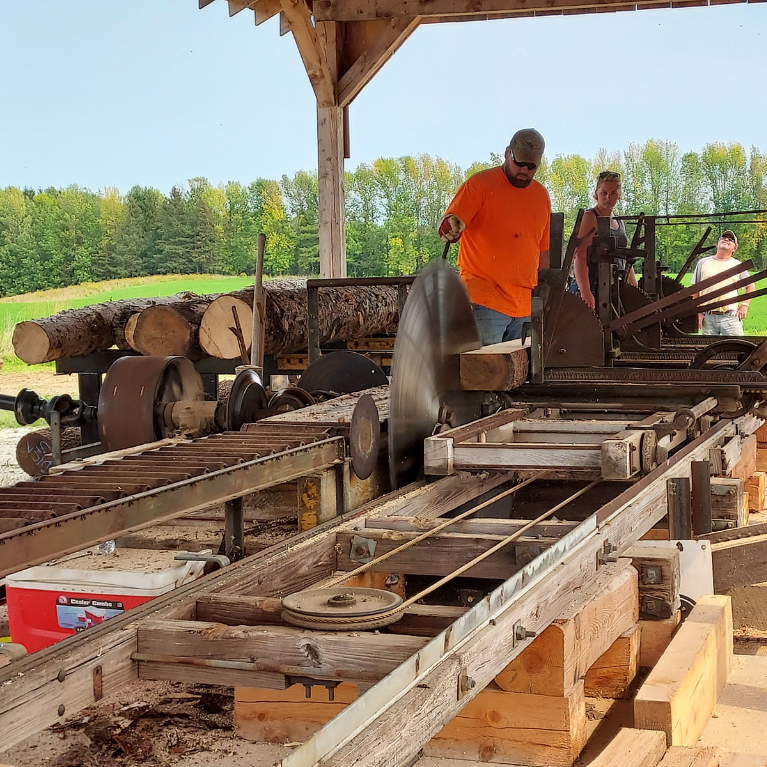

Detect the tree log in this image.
[131,299,211,359]
[16,427,82,476]
[199,296,253,361]
[13,292,207,364]
[201,279,400,359]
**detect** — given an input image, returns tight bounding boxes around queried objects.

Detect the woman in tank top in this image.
[571,171,638,310]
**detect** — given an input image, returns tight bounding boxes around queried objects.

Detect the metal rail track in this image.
[0,423,346,578]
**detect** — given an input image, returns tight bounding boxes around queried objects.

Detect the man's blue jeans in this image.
[701,311,744,336]
[473,304,530,346]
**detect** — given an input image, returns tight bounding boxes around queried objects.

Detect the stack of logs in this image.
[12,279,401,365]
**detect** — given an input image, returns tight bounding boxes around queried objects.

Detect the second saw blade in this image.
[388,260,484,489]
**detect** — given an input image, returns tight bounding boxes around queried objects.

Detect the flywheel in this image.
[281,587,403,631]
[388,260,484,489]
[298,350,388,399]
[98,356,204,451]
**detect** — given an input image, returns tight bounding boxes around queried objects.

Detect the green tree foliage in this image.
[1,141,766,297]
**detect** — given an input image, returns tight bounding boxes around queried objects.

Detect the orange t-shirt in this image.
[446,166,551,317]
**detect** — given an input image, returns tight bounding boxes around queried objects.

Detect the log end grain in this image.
[199,296,253,360]
[12,321,53,364]
[133,305,196,357]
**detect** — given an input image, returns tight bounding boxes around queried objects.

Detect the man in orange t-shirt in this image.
[438,128,551,344]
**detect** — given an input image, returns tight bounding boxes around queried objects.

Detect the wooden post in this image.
[691,460,712,536]
[316,20,346,278]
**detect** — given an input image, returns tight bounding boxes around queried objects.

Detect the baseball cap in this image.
[720,230,738,246]
[509,129,545,167]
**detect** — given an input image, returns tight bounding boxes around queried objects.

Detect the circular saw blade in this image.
[388,260,483,489]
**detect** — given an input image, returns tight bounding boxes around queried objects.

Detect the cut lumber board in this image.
[586,728,667,767]
[640,612,682,668]
[730,435,757,482]
[426,680,587,766]
[634,595,733,746]
[626,545,681,619]
[757,446,767,473]
[712,532,767,592]
[459,339,530,391]
[657,746,719,767]
[746,472,766,512]
[495,561,638,696]
[584,624,640,698]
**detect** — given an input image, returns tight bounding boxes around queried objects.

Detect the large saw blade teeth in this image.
[388,260,484,490]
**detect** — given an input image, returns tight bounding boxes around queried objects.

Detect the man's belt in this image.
[707,308,735,315]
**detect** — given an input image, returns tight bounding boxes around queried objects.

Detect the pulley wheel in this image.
[98,356,204,451]
[281,587,403,631]
[689,339,758,370]
[350,393,380,480]
[388,260,484,489]
[268,386,315,413]
[226,367,268,431]
[298,350,388,398]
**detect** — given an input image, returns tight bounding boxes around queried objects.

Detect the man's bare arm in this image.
[538,249,549,270]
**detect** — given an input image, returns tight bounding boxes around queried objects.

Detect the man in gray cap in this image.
[692,230,754,336]
[438,128,551,344]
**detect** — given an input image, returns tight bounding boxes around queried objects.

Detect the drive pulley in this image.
[281,587,404,630]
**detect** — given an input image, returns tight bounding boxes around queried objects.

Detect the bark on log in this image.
[16,427,82,476]
[131,299,211,360]
[13,292,207,364]
[200,279,400,359]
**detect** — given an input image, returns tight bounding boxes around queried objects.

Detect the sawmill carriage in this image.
[1,205,767,764]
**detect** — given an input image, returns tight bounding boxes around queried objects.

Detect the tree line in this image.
[0,140,765,297]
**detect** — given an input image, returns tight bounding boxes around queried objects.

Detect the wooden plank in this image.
[459,339,530,392]
[657,746,720,767]
[336,528,553,578]
[635,595,733,746]
[602,429,644,480]
[711,477,747,524]
[138,620,429,683]
[626,545,681,619]
[364,516,579,538]
[451,441,603,471]
[313,0,675,20]
[254,0,281,24]
[712,532,767,591]
[587,728,667,767]
[730,435,757,482]
[495,561,638,696]
[584,624,640,698]
[427,681,587,766]
[746,471,766,512]
[640,612,682,669]
[338,17,420,107]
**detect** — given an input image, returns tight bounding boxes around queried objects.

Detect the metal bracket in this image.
[640,595,671,619]
[640,564,662,585]
[350,535,376,564]
[458,669,476,700]
[287,676,341,701]
[174,550,230,571]
[512,620,537,648]
[597,540,618,567]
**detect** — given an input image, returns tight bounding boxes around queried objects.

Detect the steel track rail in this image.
[0,437,345,578]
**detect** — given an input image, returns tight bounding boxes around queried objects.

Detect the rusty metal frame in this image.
[0,437,345,578]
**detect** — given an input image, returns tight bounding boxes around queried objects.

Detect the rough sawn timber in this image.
[459,339,530,391]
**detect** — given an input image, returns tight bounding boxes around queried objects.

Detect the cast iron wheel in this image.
[689,339,758,370]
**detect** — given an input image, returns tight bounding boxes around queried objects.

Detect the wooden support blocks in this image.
[730,435,757,482]
[626,545,681,620]
[584,624,640,698]
[494,562,638,696]
[640,611,682,669]
[426,680,587,766]
[710,477,748,527]
[236,679,588,767]
[586,728,667,767]
[634,595,733,746]
[746,471,766,512]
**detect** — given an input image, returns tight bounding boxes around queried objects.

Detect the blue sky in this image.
[1,0,765,193]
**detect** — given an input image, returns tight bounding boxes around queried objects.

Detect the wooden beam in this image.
[712,531,767,592]
[138,620,429,684]
[494,561,638,696]
[459,339,530,392]
[639,612,681,669]
[254,0,281,24]
[584,624,640,698]
[586,728,667,767]
[338,17,420,107]
[634,595,733,746]
[280,0,335,106]
[228,0,255,15]
[364,516,579,537]
[312,0,686,21]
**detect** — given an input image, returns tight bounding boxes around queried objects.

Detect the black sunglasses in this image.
[511,153,537,171]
